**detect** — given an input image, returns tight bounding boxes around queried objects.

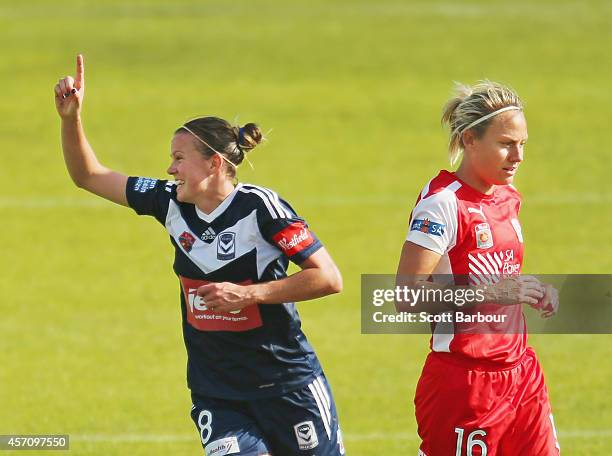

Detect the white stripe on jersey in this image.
[468,262,489,285]
[315,376,332,411]
[469,272,483,285]
[477,252,498,277]
[254,185,292,218]
[238,187,280,219]
[468,253,494,285]
[446,180,462,193]
[431,319,454,353]
[313,377,332,432]
[308,382,332,440]
[493,251,504,269]
[485,252,500,275]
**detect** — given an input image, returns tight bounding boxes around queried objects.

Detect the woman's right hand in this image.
[485,275,546,306]
[54,54,85,119]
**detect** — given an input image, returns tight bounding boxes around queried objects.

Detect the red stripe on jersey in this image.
[180,276,263,332]
[272,222,315,256]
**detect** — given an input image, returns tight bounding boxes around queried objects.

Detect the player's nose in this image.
[509,144,523,163]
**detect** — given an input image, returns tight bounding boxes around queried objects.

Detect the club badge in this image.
[217,232,236,260]
[475,223,494,249]
[294,421,318,451]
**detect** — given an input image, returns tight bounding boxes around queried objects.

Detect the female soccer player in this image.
[54,55,346,456]
[396,81,560,455]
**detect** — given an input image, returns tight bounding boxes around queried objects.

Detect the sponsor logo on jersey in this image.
[201,226,217,241]
[468,249,521,285]
[294,421,319,450]
[204,436,240,456]
[273,222,315,256]
[133,177,157,193]
[411,218,445,236]
[179,231,196,252]
[511,218,523,243]
[475,223,494,249]
[217,232,236,260]
[180,276,263,332]
[467,205,486,220]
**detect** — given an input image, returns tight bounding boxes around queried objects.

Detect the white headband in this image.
[180,125,238,170]
[461,106,522,134]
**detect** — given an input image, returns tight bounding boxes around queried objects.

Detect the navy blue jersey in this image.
[126,177,324,399]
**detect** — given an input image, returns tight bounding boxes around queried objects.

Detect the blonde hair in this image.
[441,80,523,166]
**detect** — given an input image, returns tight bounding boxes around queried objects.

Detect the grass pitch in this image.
[1,0,611,454]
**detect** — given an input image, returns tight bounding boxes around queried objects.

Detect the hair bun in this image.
[238,123,263,151]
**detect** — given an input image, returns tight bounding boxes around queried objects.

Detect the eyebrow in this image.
[499,136,528,142]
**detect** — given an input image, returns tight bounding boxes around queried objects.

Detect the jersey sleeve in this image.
[406,191,458,255]
[257,194,323,265]
[125,176,174,224]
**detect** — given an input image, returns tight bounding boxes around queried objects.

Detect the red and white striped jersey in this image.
[406,170,527,364]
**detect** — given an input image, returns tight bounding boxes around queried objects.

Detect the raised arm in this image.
[54,55,128,206]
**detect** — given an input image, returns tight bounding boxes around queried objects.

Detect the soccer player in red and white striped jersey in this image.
[396,81,560,455]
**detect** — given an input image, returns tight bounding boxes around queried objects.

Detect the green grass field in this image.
[1,0,611,454]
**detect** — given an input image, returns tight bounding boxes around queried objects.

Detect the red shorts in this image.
[415,348,560,456]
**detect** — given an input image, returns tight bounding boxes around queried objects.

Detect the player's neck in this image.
[454,164,495,195]
[194,180,236,214]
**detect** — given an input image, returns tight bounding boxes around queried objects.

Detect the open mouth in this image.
[176,179,185,188]
[502,166,518,174]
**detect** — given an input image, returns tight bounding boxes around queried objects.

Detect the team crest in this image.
[178,231,196,252]
[475,223,494,249]
[294,421,318,450]
[217,232,236,260]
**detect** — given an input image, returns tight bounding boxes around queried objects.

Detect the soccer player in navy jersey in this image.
[55,55,346,456]
[396,81,560,455]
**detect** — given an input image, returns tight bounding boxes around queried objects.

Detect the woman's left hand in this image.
[531,283,560,318]
[196,282,257,313]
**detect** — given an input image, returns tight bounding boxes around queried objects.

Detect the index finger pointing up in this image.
[75,54,85,90]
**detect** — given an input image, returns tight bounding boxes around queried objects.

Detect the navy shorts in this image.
[190,374,345,455]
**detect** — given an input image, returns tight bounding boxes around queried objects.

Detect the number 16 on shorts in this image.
[455,428,487,456]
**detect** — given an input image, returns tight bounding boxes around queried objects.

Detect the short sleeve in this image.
[406,190,458,255]
[125,176,174,224]
[257,194,323,265]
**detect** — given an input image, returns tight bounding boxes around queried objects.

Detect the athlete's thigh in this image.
[190,392,271,456]
[251,375,346,455]
[499,351,561,455]
[415,354,515,456]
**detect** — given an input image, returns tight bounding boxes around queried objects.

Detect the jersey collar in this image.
[194,183,243,223]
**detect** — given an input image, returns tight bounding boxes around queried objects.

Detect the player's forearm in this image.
[61,116,106,188]
[250,266,342,305]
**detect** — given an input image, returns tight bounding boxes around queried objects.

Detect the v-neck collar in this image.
[194,183,243,223]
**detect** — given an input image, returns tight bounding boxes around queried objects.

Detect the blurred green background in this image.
[1,0,611,454]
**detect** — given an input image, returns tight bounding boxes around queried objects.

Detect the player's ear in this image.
[209,153,223,173]
[462,129,476,149]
